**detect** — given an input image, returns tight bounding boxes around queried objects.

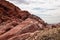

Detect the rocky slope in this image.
[0,0,60,40]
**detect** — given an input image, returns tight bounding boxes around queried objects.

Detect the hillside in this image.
[0,0,60,40]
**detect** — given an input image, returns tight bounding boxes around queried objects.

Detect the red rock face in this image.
[0,0,60,40]
[0,0,46,40]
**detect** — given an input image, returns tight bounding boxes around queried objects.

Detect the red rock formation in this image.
[0,0,60,40]
[0,0,46,40]
[8,33,32,40]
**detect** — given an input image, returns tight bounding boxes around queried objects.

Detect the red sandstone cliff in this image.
[0,0,60,40]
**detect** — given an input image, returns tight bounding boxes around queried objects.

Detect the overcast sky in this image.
[8,0,60,24]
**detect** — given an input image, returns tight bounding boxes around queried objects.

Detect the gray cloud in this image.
[9,0,29,4]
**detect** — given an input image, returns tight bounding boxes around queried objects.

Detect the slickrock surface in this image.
[0,0,60,40]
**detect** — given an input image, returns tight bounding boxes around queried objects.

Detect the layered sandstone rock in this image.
[0,0,60,40]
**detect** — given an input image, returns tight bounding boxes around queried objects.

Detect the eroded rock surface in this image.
[0,0,60,40]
